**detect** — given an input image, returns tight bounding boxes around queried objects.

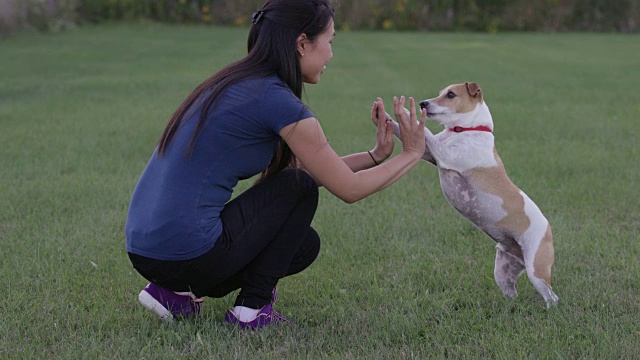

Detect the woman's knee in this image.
[287,228,321,276]
[305,227,321,261]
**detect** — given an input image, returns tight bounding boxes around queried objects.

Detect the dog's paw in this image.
[543,287,559,309]
[497,283,518,299]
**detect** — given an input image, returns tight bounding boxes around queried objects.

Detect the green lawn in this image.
[1,24,638,359]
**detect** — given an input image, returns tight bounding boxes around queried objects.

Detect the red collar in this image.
[449,126,492,133]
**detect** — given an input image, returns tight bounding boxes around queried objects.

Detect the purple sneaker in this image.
[224,287,288,329]
[138,283,201,322]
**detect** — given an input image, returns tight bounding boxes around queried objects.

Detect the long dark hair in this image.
[157,0,334,181]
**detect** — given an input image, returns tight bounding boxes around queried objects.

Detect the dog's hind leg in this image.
[494,241,525,299]
[522,224,559,308]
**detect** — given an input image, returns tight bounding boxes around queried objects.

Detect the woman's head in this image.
[247,0,335,94]
[158,0,334,180]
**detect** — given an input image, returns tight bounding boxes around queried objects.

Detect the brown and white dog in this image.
[389,82,558,307]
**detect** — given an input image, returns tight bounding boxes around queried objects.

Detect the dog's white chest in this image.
[433,133,498,171]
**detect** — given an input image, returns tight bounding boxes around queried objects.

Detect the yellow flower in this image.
[201,5,212,22]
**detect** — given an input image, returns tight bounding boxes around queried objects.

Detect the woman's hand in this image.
[394,96,426,159]
[370,97,394,163]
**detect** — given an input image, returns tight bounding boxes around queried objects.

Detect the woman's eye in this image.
[447,91,456,99]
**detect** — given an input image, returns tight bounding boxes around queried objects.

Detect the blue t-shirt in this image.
[125,75,314,260]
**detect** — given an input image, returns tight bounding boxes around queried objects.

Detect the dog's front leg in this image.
[387,111,436,165]
[421,126,451,166]
[420,127,437,165]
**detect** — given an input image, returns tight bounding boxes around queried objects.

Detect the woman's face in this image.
[299,19,335,84]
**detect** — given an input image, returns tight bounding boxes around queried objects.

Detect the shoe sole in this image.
[138,290,174,322]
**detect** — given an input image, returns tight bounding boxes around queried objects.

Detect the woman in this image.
[125,0,426,329]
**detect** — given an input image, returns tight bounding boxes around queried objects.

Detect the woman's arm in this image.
[340,151,383,172]
[340,97,396,171]
[298,97,394,174]
[281,97,426,204]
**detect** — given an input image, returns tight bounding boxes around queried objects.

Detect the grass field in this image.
[1,24,639,359]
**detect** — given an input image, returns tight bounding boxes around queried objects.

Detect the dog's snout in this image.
[419,100,429,109]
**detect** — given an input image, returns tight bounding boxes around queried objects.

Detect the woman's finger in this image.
[371,100,380,126]
[376,98,386,130]
[385,121,394,141]
[420,107,427,127]
[409,97,417,126]
[395,96,405,122]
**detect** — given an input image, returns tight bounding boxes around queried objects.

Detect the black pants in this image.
[128,169,320,309]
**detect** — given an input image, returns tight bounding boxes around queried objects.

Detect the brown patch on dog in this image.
[533,224,554,285]
[433,83,483,114]
[465,149,531,236]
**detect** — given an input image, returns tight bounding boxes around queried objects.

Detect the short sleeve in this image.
[261,81,314,134]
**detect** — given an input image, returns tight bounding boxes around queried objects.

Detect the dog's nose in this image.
[419,100,429,110]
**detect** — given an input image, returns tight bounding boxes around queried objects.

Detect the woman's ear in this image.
[296,33,307,56]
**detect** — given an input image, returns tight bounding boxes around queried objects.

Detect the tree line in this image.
[1,0,638,34]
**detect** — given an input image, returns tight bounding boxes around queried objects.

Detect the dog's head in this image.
[419,82,492,129]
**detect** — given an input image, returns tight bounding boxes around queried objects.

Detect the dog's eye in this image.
[447,91,456,99]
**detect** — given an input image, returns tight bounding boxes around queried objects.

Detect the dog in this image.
[387,83,558,308]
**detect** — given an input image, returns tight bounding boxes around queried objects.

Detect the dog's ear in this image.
[465,82,483,102]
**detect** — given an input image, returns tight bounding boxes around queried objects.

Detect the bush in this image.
[0,0,78,34]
